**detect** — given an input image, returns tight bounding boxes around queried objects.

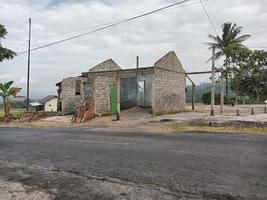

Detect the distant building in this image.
[30,95,58,112]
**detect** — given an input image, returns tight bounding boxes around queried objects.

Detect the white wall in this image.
[44,98,58,112]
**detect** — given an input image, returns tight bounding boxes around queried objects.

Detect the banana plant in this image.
[0,81,21,120]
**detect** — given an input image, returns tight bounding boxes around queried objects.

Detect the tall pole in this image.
[26,18,31,112]
[116,72,120,120]
[220,71,224,114]
[136,56,139,105]
[210,45,215,116]
[192,84,195,111]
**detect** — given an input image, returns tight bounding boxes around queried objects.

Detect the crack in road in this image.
[37,165,245,200]
[0,159,246,200]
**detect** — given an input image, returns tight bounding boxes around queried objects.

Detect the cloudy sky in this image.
[0,0,266,98]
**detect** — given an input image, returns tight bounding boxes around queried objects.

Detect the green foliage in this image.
[207,22,250,102]
[201,92,221,105]
[226,45,267,103]
[0,24,16,62]
[207,22,250,61]
[0,81,22,119]
[186,82,234,103]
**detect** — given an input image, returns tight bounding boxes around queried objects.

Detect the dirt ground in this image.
[0,177,53,200]
[1,104,266,133]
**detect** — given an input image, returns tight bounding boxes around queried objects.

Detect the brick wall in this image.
[60,77,87,114]
[93,75,117,115]
[89,59,121,72]
[153,51,186,115]
[87,67,154,115]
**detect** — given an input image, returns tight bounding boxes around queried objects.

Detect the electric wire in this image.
[35,0,207,40]
[199,0,218,36]
[17,0,192,55]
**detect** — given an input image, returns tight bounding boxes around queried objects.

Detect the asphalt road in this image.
[0,128,266,200]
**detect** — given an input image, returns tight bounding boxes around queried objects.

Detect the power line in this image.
[199,0,218,36]
[36,0,207,40]
[7,20,28,39]
[17,0,192,55]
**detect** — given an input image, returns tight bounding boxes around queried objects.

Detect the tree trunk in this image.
[3,97,7,118]
[3,97,10,119]
[256,94,260,104]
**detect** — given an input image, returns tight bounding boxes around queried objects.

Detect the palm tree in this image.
[207,22,250,101]
[0,81,21,120]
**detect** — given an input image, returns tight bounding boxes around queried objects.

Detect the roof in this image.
[30,102,43,107]
[40,95,58,104]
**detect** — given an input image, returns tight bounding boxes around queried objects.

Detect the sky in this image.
[0,0,267,98]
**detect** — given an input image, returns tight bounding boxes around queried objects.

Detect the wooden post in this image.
[116,72,120,120]
[192,84,195,111]
[236,109,240,116]
[210,45,215,116]
[251,107,254,115]
[264,107,267,114]
[220,72,224,114]
[136,56,139,105]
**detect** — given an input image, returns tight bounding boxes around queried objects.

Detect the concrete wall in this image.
[87,67,154,115]
[89,59,121,72]
[60,77,87,114]
[153,51,186,115]
[93,74,117,115]
[44,98,58,112]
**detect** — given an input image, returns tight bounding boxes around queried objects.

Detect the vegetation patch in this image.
[173,124,267,135]
[0,108,26,121]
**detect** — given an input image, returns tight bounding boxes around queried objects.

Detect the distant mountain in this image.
[186,82,235,103]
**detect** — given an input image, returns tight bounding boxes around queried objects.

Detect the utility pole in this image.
[220,71,224,114]
[26,18,31,112]
[210,45,215,116]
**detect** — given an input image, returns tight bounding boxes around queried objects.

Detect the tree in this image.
[227,45,267,103]
[207,22,250,102]
[0,24,16,62]
[201,91,220,105]
[0,81,21,120]
[237,50,267,103]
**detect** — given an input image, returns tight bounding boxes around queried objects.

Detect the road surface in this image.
[0,128,266,199]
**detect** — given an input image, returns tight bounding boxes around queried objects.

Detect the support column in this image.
[136,56,139,105]
[116,72,120,120]
[192,84,195,111]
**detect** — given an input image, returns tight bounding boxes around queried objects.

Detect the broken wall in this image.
[153,51,186,115]
[59,77,87,114]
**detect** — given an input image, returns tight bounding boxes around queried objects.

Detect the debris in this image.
[72,100,96,123]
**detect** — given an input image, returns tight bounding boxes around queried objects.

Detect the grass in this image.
[0,108,26,119]
[173,124,267,135]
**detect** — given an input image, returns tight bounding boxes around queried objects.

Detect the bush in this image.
[202,92,221,105]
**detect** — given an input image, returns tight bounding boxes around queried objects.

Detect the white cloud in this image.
[0,0,266,98]
[19,77,37,84]
[0,74,13,81]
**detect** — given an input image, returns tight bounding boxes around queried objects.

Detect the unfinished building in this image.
[56,51,186,116]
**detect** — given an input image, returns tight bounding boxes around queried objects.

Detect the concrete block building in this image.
[56,51,186,115]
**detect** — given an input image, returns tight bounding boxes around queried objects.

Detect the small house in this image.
[30,95,58,112]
